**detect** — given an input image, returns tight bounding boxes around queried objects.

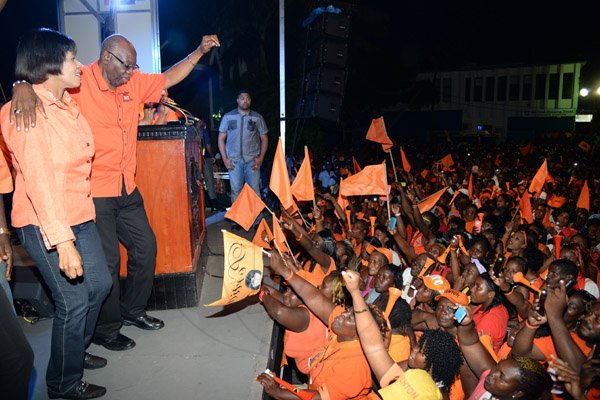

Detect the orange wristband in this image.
[525,320,538,329]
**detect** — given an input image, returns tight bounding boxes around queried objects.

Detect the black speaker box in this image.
[304,67,348,96]
[308,12,352,41]
[11,266,54,317]
[306,39,349,69]
[297,92,343,123]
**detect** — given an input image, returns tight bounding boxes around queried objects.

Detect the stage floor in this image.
[21,212,272,400]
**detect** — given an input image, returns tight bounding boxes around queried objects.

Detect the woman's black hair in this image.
[419,329,463,392]
[363,236,382,248]
[422,211,440,233]
[523,247,545,273]
[478,273,504,311]
[469,235,494,265]
[374,294,412,335]
[506,256,528,276]
[15,28,77,84]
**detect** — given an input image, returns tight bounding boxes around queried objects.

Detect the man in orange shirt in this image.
[11,32,220,351]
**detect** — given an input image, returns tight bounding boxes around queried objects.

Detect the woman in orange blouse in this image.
[0,28,111,399]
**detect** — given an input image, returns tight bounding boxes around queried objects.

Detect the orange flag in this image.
[272,214,289,253]
[224,183,266,231]
[528,160,548,195]
[252,218,273,249]
[269,137,294,209]
[352,156,362,173]
[417,187,448,213]
[519,190,533,224]
[291,146,315,202]
[339,163,387,197]
[439,154,454,170]
[400,147,411,173]
[467,174,473,200]
[366,117,393,151]
[576,181,590,211]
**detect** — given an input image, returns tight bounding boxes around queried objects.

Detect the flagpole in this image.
[271,212,300,268]
[388,150,399,182]
[384,161,391,221]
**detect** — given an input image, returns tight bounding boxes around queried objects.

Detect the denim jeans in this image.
[229,158,261,203]
[17,222,112,393]
[0,261,14,315]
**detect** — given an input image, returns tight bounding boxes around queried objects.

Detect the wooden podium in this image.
[118,124,206,309]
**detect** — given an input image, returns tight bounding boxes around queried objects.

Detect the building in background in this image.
[416,62,585,141]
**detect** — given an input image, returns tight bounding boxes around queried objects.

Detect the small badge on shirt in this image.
[123,92,131,102]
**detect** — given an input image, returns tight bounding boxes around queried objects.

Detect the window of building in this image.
[522,75,532,100]
[474,77,483,101]
[497,76,507,101]
[535,74,546,100]
[485,77,495,101]
[509,75,520,101]
[464,77,471,102]
[548,73,559,99]
[442,77,452,102]
[562,72,573,99]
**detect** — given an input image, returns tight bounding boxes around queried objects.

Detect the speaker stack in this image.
[296,2,353,123]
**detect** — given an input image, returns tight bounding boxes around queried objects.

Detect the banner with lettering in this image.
[205,230,265,306]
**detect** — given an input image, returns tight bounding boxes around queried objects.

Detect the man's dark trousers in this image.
[92,187,157,340]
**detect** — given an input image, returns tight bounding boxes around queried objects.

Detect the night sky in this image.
[1,0,599,141]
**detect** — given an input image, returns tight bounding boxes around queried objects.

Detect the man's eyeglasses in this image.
[107,51,139,71]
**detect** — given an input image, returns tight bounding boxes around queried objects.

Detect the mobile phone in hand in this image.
[493,255,505,276]
[389,216,397,231]
[536,289,548,316]
[454,307,467,324]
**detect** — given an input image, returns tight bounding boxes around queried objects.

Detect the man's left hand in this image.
[199,35,220,55]
[253,156,263,170]
[0,234,13,280]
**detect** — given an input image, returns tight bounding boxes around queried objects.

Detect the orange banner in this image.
[528,159,548,195]
[339,163,387,197]
[205,231,264,306]
[366,117,393,151]
[576,181,590,211]
[269,137,294,209]
[417,187,448,213]
[400,146,411,173]
[291,146,315,202]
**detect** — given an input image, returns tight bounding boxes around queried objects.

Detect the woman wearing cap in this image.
[259,251,388,400]
[412,274,450,331]
[456,305,552,399]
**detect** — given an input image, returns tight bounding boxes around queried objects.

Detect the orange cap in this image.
[435,289,470,306]
[374,247,393,264]
[421,274,450,292]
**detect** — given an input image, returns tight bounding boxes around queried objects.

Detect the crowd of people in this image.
[253,134,600,399]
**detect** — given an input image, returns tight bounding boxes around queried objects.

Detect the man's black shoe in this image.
[92,333,136,351]
[83,352,107,370]
[48,381,106,399]
[123,313,164,330]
